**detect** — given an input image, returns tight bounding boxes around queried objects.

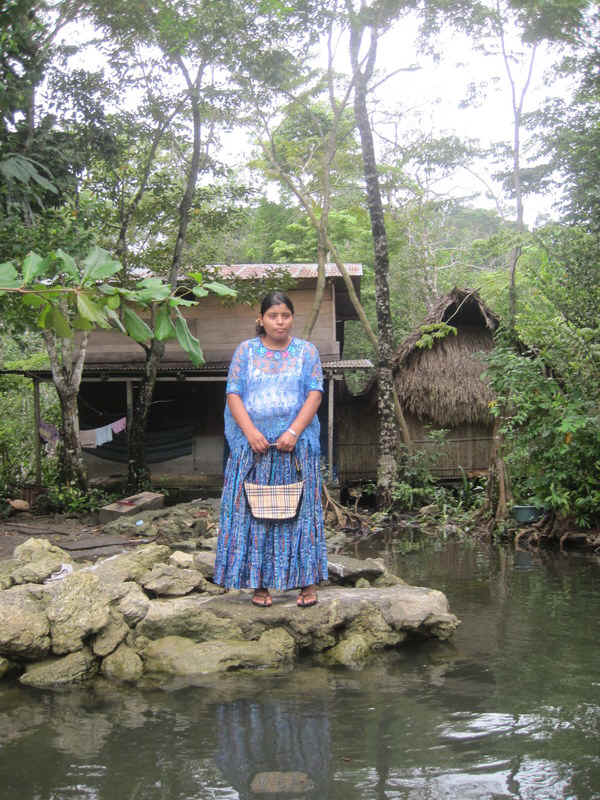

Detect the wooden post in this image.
[126,380,133,429]
[33,378,41,486]
[328,374,334,482]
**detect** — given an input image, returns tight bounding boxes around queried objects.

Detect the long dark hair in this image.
[256,291,295,335]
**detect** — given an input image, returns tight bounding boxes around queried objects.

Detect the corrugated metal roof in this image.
[212,263,363,279]
[0,358,373,380]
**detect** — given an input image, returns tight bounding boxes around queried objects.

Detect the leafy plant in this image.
[486,343,600,528]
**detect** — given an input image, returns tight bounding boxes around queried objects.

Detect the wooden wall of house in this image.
[335,389,494,484]
[85,286,339,364]
[335,390,378,484]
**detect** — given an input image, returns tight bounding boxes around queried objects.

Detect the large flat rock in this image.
[0,537,460,684]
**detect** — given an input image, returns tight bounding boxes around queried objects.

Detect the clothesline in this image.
[79,416,127,448]
[38,416,127,450]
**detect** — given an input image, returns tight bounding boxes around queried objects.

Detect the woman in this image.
[214,291,327,607]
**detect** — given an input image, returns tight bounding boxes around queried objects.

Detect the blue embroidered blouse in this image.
[225,337,324,452]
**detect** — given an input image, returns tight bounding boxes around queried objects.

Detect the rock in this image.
[101,643,143,682]
[92,609,129,657]
[355,577,371,588]
[373,571,405,587]
[324,632,372,668]
[326,555,385,584]
[137,597,244,641]
[141,564,207,596]
[0,656,17,678]
[10,538,75,585]
[192,551,216,579]
[0,584,50,660]
[118,582,151,627]
[198,536,218,551]
[141,628,295,676]
[250,772,315,794]
[0,558,17,590]
[89,544,171,585]
[7,498,30,511]
[169,551,195,568]
[19,647,98,688]
[168,539,200,552]
[13,537,71,563]
[45,572,110,655]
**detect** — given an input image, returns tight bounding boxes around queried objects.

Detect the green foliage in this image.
[0,350,58,498]
[43,481,117,515]
[0,247,236,366]
[415,322,457,350]
[486,342,600,527]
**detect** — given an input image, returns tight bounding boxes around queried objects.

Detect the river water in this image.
[1,536,599,800]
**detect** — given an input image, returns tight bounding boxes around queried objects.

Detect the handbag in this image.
[244,447,304,521]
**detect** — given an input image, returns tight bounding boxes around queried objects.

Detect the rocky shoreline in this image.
[0,503,460,688]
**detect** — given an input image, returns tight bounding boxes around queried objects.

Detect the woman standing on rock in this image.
[214,291,327,607]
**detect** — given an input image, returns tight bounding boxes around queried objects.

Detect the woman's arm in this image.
[227,393,270,454]
[276,390,322,452]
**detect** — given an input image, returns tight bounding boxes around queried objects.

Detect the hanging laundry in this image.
[39,421,59,443]
[79,429,96,448]
[111,416,127,434]
[95,423,114,447]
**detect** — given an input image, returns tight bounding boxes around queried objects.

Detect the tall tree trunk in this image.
[127,338,165,490]
[350,21,398,508]
[43,329,88,490]
[126,63,206,492]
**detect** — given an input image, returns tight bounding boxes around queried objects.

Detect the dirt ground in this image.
[0,512,137,562]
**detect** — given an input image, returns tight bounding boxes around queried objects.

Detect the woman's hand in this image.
[246,427,270,454]
[276,430,297,452]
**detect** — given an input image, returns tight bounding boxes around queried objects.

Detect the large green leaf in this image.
[46,306,73,338]
[168,296,196,307]
[192,285,209,298]
[0,261,21,292]
[54,249,79,280]
[23,294,48,308]
[123,306,154,343]
[203,281,237,297]
[174,314,204,366]
[133,284,172,303]
[81,246,121,284]
[72,314,95,331]
[22,252,46,284]
[77,294,110,328]
[154,306,177,341]
[105,307,126,334]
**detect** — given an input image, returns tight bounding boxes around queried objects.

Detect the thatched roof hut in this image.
[394,288,499,429]
[334,288,500,483]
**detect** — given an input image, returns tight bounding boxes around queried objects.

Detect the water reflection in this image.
[1,540,599,799]
[214,697,330,798]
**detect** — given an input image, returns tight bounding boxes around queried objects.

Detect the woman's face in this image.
[259,302,293,344]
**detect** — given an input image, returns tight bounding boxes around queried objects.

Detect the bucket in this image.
[511,505,542,524]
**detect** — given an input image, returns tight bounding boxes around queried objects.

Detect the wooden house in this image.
[74,263,371,488]
[335,288,499,484]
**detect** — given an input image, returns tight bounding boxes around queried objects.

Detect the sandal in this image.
[251,588,272,607]
[297,585,318,608]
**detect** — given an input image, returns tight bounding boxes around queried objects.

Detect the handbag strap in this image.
[247,445,302,483]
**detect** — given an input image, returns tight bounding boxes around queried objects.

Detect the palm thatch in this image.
[394,288,499,428]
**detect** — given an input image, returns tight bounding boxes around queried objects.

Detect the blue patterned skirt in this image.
[214,442,328,590]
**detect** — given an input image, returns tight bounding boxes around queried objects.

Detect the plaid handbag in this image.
[244,449,304,521]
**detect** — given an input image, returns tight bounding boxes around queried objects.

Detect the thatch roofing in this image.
[394,288,499,428]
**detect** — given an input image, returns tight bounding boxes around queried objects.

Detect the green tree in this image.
[0,248,228,489]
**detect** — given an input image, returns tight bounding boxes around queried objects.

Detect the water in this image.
[1,536,599,800]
